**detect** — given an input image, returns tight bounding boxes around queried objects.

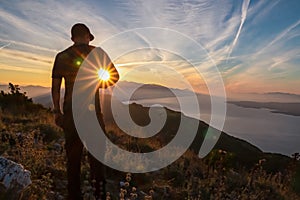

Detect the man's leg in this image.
[91,90,107,199]
[64,115,84,200]
[88,152,106,200]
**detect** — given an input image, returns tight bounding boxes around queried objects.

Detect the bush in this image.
[0,83,44,115]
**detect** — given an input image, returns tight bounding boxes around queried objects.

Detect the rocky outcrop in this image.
[0,156,31,199]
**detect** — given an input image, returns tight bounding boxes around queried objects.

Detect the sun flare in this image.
[97,68,110,81]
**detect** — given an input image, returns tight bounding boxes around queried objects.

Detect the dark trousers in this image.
[63,112,106,200]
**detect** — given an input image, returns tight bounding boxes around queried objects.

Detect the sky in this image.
[0,0,300,97]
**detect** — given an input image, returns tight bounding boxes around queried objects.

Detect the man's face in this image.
[72,33,90,44]
[83,33,90,43]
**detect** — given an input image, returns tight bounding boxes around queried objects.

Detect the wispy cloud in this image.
[268,49,300,72]
[0,1,120,50]
[226,0,250,61]
[1,48,52,64]
[0,38,57,53]
[0,0,299,94]
[0,64,49,74]
[257,19,300,55]
[0,42,11,49]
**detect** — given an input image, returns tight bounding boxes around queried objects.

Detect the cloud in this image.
[0,48,52,64]
[0,64,49,74]
[0,38,57,53]
[246,0,280,26]
[256,19,300,55]
[0,0,299,94]
[226,0,250,60]
[0,1,122,50]
[268,49,300,72]
[1,0,244,62]
[110,1,242,53]
[0,42,11,49]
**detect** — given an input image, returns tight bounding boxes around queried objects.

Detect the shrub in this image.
[0,83,44,115]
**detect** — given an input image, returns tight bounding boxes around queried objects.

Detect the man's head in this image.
[71,23,94,44]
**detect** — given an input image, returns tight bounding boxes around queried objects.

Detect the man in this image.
[52,23,119,200]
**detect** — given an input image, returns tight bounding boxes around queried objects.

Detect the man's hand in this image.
[54,112,64,128]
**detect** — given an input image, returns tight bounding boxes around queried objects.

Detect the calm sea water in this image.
[127,96,300,156]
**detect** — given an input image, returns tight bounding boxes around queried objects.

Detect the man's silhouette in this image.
[52,23,119,200]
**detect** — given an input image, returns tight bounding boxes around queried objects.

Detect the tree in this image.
[292,153,300,161]
[0,83,41,114]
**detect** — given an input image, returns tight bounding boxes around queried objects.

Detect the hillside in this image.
[0,85,299,199]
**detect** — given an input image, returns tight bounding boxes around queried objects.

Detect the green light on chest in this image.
[74,57,83,67]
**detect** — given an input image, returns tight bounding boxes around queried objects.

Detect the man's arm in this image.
[52,78,64,127]
[51,78,62,113]
[108,62,119,86]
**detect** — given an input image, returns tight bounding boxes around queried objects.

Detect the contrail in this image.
[0,38,57,52]
[226,0,250,62]
[0,42,11,49]
[256,19,300,55]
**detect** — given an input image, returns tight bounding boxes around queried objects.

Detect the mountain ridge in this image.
[228,101,300,116]
[2,81,300,103]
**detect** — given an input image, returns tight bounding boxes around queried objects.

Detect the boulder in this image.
[0,156,31,199]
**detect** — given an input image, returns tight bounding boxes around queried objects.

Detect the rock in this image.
[0,156,31,199]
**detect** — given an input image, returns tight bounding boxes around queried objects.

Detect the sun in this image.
[97,68,110,81]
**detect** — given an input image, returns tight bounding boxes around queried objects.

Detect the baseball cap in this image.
[71,23,94,41]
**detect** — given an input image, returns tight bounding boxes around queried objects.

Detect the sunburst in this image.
[97,68,110,81]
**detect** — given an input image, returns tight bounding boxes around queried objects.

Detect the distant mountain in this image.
[32,81,211,108]
[263,92,300,102]
[32,93,52,108]
[265,92,300,98]
[32,90,65,108]
[108,81,200,100]
[229,91,300,103]
[3,82,299,104]
[0,84,50,98]
[20,81,300,118]
[0,84,60,108]
[228,101,300,116]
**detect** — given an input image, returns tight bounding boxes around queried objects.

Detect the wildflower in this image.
[259,159,266,165]
[132,187,137,192]
[124,181,130,187]
[126,175,132,182]
[126,172,132,177]
[144,195,152,200]
[119,191,125,198]
[149,189,154,196]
